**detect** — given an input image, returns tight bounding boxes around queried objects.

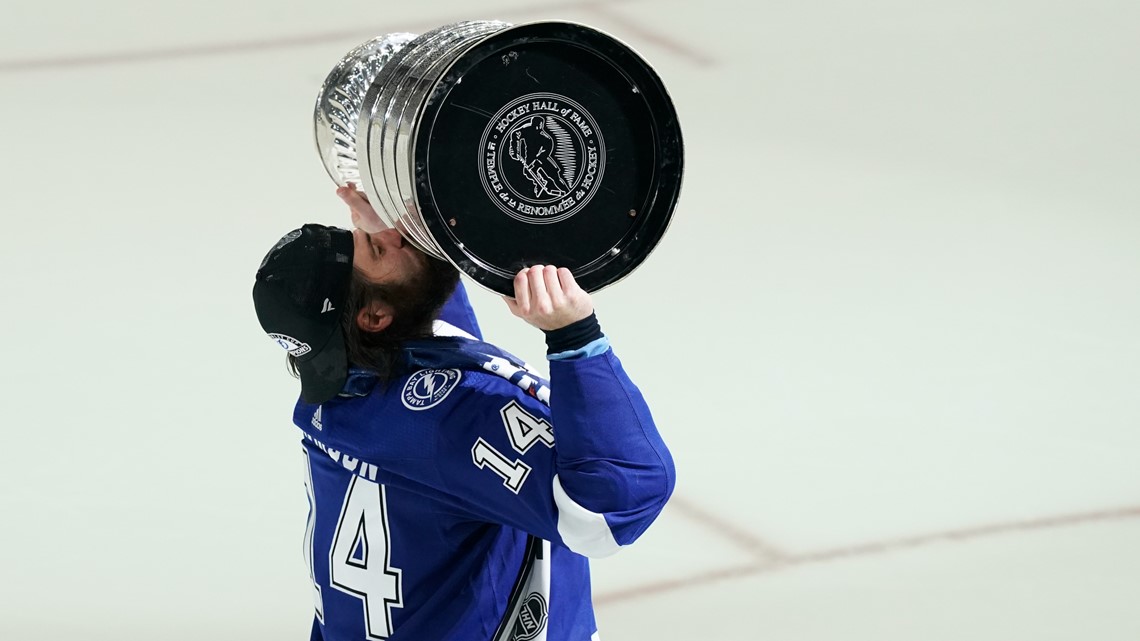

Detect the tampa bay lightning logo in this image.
[401,369,462,411]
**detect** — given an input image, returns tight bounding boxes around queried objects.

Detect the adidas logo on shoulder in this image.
[311,406,323,431]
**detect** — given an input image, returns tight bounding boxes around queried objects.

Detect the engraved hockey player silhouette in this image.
[509,116,573,198]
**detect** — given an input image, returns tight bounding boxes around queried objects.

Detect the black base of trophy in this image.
[413,22,684,295]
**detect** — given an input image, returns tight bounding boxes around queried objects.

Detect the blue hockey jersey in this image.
[292,283,675,641]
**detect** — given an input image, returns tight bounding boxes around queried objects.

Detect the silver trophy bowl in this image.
[314,32,417,193]
[314,21,511,260]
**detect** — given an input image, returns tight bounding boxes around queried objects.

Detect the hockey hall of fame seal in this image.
[478,92,606,225]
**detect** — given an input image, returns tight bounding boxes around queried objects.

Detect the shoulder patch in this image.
[401,369,462,411]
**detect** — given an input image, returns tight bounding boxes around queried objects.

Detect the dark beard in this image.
[340,254,461,385]
[383,254,462,338]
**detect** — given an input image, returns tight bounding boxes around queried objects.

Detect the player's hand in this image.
[503,265,593,331]
[336,185,387,233]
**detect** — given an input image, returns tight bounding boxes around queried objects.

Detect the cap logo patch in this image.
[268,333,312,357]
[401,369,462,411]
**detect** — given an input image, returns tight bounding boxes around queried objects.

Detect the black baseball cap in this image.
[253,224,354,404]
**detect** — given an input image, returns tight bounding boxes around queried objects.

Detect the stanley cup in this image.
[313,20,684,295]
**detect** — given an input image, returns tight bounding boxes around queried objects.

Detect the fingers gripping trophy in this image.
[313,20,685,295]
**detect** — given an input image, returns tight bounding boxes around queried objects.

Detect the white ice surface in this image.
[1,0,1137,638]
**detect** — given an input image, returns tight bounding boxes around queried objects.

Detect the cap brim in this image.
[295,328,349,404]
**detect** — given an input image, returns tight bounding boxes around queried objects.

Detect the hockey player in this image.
[252,188,675,641]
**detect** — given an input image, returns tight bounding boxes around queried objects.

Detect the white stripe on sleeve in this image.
[552,474,621,558]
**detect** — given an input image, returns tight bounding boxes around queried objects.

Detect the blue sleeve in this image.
[547,349,676,549]
[436,281,483,340]
[431,349,674,557]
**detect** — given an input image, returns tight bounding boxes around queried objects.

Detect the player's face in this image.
[352,228,429,287]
